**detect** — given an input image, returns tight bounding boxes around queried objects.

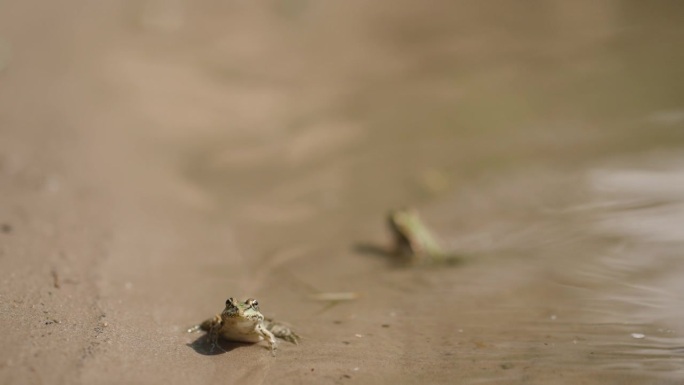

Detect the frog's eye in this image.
[246,298,259,309]
[225,297,235,306]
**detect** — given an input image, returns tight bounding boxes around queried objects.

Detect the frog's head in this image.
[222,297,261,318]
[387,208,419,240]
[388,208,420,231]
[388,207,430,258]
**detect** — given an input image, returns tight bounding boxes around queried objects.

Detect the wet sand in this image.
[1,1,684,384]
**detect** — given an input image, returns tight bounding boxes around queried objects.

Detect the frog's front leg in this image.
[256,323,277,356]
[194,314,223,352]
[187,315,223,352]
[188,314,222,333]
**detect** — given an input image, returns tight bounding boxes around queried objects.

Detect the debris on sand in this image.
[308,292,359,302]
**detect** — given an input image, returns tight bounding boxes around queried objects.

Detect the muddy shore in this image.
[2,1,684,384]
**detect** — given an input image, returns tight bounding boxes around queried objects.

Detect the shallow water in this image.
[176,1,684,382]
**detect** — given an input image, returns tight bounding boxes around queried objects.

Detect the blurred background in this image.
[1,1,684,384]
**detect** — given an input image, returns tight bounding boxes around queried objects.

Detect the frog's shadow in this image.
[353,242,407,268]
[187,333,254,356]
[353,242,467,268]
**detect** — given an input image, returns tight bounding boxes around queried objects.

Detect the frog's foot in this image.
[264,318,301,345]
[187,324,202,333]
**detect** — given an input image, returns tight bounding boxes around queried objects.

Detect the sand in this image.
[2,1,684,384]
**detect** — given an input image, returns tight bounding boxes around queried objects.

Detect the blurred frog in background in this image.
[387,208,461,265]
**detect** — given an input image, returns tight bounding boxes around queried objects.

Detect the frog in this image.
[387,208,460,265]
[188,297,299,355]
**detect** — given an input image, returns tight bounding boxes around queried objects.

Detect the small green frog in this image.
[387,208,460,265]
[188,297,299,355]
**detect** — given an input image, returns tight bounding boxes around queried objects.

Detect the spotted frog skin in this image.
[388,208,459,264]
[189,297,299,355]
